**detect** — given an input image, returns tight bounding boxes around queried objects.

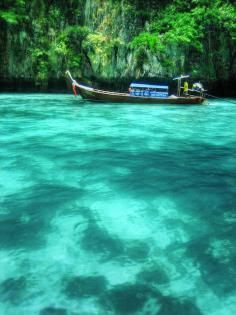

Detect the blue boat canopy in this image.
[130,83,168,90]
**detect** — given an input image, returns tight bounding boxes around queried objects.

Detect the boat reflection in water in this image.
[66,71,205,105]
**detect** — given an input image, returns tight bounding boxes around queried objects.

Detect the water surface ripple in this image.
[0,94,236,315]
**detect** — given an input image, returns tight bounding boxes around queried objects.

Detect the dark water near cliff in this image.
[0,94,236,315]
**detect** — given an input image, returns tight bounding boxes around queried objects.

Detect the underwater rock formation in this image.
[80,223,124,259]
[0,277,27,304]
[100,283,162,314]
[64,275,108,298]
[39,307,67,315]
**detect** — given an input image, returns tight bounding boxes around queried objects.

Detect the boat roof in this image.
[130,83,168,89]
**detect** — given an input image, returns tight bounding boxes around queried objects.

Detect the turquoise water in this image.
[0,94,236,315]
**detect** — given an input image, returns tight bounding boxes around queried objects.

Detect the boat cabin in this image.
[129,83,169,98]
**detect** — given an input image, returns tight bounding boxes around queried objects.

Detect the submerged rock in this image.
[0,216,45,250]
[158,297,203,315]
[65,275,108,298]
[186,237,236,296]
[100,282,203,315]
[137,265,169,285]
[80,223,124,259]
[100,283,162,314]
[0,276,27,304]
[39,307,67,315]
[124,240,150,262]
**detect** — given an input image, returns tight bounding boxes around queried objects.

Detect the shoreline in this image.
[0,78,235,97]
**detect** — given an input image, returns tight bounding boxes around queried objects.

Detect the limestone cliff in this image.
[0,0,235,95]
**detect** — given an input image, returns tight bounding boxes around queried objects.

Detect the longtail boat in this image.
[66,71,205,105]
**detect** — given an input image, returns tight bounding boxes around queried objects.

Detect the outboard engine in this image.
[193,82,204,92]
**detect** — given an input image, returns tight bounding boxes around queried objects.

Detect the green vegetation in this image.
[0,0,235,91]
[0,0,25,24]
[131,0,236,75]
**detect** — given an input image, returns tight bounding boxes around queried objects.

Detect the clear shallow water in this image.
[0,94,236,315]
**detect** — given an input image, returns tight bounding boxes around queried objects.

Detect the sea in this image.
[0,94,236,315]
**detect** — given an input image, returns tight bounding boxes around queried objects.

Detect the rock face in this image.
[0,0,235,95]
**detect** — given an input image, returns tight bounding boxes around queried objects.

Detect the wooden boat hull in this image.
[66,72,205,105]
[78,85,204,104]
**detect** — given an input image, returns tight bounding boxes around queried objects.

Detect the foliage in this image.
[1,0,236,87]
[130,0,236,75]
[0,0,25,24]
[83,32,124,73]
[131,32,164,53]
[133,0,236,48]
